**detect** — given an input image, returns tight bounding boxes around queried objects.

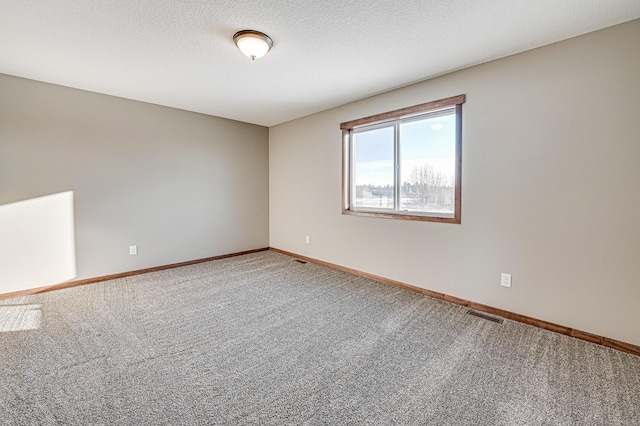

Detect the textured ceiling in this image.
[1,1,639,126]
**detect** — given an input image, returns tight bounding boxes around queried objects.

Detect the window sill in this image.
[342,208,460,223]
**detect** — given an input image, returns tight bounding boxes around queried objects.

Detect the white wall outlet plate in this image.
[305,236,310,244]
[129,245,138,255]
[501,273,512,288]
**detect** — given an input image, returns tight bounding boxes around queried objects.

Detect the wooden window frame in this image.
[341,94,465,223]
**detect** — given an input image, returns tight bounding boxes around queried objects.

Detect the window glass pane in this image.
[399,112,456,214]
[353,126,394,209]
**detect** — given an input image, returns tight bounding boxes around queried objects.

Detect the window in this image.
[341,95,464,223]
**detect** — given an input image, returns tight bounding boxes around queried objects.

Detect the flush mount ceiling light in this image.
[233,30,273,60]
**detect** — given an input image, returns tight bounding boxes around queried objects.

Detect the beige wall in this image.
[269,20,640,346]
[0,74,269,290]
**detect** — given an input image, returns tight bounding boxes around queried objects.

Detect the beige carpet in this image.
[1,251,639,425]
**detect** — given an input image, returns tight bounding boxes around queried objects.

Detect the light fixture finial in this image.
[233,30,273,60]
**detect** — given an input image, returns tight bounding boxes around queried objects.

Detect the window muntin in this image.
[341,95,464,223]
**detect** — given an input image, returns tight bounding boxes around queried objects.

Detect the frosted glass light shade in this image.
[233,30,273,60]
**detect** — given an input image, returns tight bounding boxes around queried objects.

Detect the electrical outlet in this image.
[129,245,138,255]
[305,235,310,244]
[501,273,511,288]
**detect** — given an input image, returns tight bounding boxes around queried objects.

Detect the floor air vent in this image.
[467,310,503,324]
[294,259,307,264]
